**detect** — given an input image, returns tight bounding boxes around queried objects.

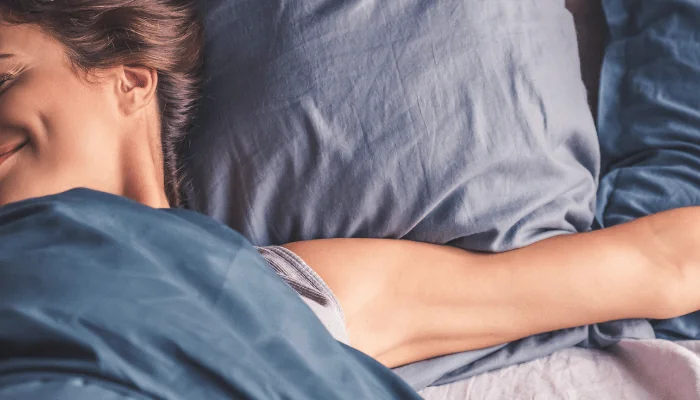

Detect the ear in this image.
[114,65,158,116]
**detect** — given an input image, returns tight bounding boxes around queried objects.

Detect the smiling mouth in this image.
[0,140,28,167]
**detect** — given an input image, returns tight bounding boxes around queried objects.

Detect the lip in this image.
[0,140,28,168]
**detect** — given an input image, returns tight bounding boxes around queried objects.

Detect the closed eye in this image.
[0,140,29,157]
[0,73,15,89]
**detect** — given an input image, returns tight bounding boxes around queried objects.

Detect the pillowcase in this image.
[185,0,598,252]
[595,0,700,339]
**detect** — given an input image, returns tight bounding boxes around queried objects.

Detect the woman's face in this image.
[0,22,165,208]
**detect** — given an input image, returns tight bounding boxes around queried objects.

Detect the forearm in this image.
[284,207,700,367]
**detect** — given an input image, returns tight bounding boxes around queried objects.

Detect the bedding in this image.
[0,189,422,400]
[439,0,700,397]
[418,0,700,394]
[420,339,700,400]
[426,1,700,394]
[595,0,700,341]
[185,0,598,253]
[185,0,619,389]
[566,0,608,114]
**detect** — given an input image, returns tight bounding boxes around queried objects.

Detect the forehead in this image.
[0,23,65,64]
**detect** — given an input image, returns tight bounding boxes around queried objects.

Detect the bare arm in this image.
[284,207,700,368]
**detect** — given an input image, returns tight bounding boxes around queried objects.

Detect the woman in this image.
[1,0,699,371]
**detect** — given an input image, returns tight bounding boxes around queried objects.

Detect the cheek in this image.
[42,84,123,185]
[0,68,117,146]
[0,82,42,142]
[0,131,124,207]
[0,72,123,206]
[43,73,119,142]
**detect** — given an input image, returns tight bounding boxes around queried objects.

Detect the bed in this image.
[183,0,700,398]
[4,0,699,399]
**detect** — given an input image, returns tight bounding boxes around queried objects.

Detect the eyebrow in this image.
[0,54,15,59]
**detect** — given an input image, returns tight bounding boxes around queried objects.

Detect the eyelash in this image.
[0,73,15,88]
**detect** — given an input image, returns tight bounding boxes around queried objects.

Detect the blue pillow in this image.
[185,0,599,253]
[596,0,700,340]
[596,0,700,227]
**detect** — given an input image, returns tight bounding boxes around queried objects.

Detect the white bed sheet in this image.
[420,339,700,400]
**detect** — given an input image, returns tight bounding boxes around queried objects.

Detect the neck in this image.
[123,179,171,209]
[119,111,171,209]
[121,147,171,208]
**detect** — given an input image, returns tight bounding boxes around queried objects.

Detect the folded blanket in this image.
[0,189,421,400]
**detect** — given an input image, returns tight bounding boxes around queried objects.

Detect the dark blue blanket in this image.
[595,0,700,342]
[0,189,421,399]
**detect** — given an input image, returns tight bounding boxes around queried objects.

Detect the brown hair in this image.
[0,0,204,207]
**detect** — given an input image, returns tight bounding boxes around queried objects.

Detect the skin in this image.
[286,213,700,367]
[0,23,168,208]
[3,22,700,370]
